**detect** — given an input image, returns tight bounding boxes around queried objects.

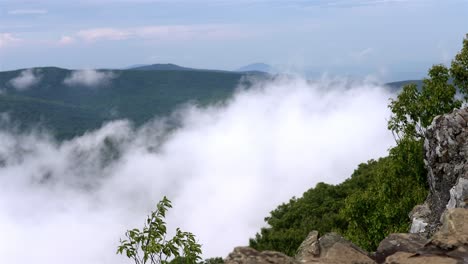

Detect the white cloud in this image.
[0,76,395,263]
[74,24,247,43]
[76,28,130,42]
[58,35,75,45]
[8,69,42,90]
[0,33,21,48]
[63,69,115,87]
[8,9,48,15]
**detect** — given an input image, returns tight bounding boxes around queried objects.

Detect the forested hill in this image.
[0,67,266,139]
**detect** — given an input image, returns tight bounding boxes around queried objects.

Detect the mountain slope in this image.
[0,67,265,139]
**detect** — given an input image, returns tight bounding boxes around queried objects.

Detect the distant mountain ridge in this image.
[236,63,275,73]
[130,63,195,71]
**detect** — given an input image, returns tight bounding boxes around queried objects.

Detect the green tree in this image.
[451,34,468,99]
[341,141,427,251]
[117,196,202,264]
[388,64,461,140]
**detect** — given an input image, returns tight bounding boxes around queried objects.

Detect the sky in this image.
[0,0,467,81]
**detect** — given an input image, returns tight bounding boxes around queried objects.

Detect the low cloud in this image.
[8,69,42,90]
[0,77,395,263]
[63,69,116,87]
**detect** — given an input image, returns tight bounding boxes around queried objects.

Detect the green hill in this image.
[0,67,265,139]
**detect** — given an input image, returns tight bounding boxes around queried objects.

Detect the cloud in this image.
[8,69,42,90]
[0,77,395,263]
[74,24,247,43]
[63,69,116,87]
[76,28,130,42]
[8,9,48,15]
[58,35,75,45]
[350,47,374,61]
[0,33,21,48]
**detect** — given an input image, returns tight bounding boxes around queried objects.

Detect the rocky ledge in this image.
[224,108,468,264]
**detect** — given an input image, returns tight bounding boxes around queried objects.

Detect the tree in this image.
[117,196,202,264]
[451,34,468,100]
[388,64,461,140]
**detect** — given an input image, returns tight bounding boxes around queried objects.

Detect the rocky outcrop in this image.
[409,108,468,235]
[382,208,468,263]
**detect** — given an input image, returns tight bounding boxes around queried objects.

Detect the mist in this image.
[0,77,395,264]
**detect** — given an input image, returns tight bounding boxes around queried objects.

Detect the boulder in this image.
[430,208,468,250]
[295,230,320,262]
[224,247,297,264]
[384,252,458,264]
[296,232,375,264]
[375,233,428,263]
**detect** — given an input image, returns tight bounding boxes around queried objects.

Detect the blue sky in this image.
[0,0,467,81]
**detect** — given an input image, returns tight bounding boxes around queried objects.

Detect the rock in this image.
[224,247,297,264]
[447,178,468,209]
[375,233,428,263]
[384,252,458,264]
[446,245,468,262]
[296,232,376,264]
[410,108,468,236]
[295,230,320,262]
[409,204,431,234]
[430,208,468,250]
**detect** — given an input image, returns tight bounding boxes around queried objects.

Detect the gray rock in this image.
[314,232,375,264]
[409,204,431,234]
[410,107,468,236]
[295,230,320,262]
[384,251,459,264]
[375,233,428,263]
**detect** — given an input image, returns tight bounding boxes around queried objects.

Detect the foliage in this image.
[117,197,202,264]
[168,257,224,264]
[388,64,461,140]
[200,257,225,264]
[249,159,389,255]
[451,34,468,100]
[341,140,427,250]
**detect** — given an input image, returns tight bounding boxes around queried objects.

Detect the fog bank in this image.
[0,77,395,264]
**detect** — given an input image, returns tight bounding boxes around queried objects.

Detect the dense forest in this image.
[249,34,468,254]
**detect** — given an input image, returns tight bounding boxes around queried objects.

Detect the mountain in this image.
[0,67,267,139]
[130,63,195,71]
[123,64,149,69]
[384,80,423,90]
[236,63,275,73]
